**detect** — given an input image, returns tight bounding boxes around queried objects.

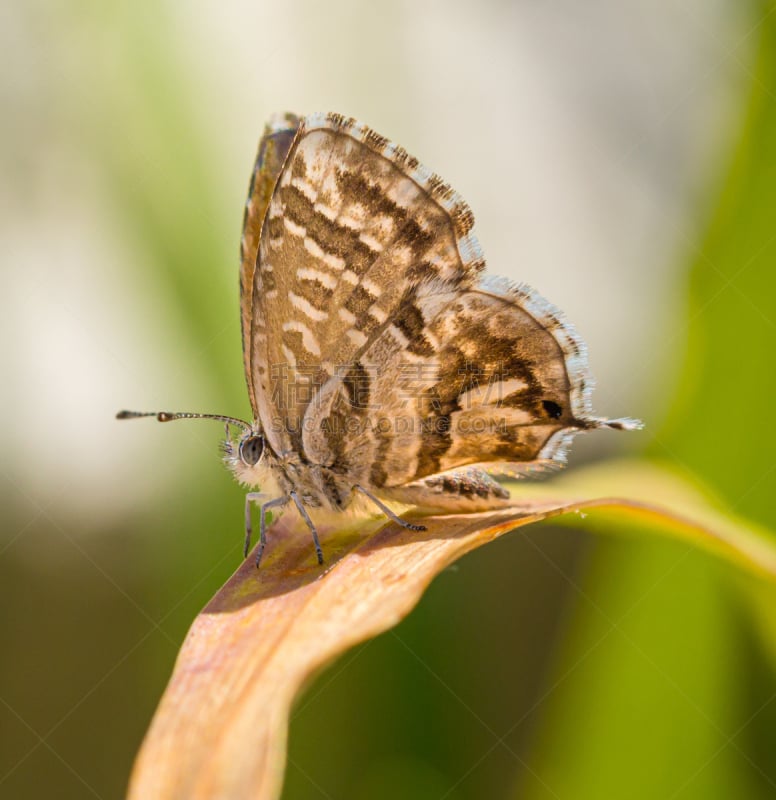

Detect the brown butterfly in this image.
[118,112,641,566]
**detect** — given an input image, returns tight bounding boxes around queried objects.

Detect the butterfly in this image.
[118,111,642,567]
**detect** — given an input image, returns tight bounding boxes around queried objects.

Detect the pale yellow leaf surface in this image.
[127,459,776,800]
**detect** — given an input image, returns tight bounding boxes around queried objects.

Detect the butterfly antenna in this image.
[116,410,253,432]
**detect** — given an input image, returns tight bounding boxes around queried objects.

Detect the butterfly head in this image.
[223,423,279,490]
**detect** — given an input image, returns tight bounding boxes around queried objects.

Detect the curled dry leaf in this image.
[127,459,776,800]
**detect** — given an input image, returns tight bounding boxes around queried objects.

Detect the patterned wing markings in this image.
[301,275,628,495]
[250,113,486,456]
[240,113,300,417]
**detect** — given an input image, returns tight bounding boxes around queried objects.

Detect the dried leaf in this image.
[126,459,776,800]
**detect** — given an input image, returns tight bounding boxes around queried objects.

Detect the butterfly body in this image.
[226,440,346,511]
[119,111,641,565]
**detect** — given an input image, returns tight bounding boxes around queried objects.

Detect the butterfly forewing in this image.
[249,113,485,456]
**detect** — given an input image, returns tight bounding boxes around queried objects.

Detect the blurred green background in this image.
[1,1,775,798]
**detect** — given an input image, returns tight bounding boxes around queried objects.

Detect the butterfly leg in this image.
[257,496,291,567]
[245,495,290,568]
[289,491,324,565]
[353,484,427,532]
[244,492,269,558]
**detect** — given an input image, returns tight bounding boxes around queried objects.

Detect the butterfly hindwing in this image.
[301,276,591,490]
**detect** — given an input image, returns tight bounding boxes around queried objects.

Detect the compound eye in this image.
[239,435,264,466]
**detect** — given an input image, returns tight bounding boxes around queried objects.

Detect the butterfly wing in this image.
[240,113,301,418]
[249,113,484,456]
[301,275,615,490]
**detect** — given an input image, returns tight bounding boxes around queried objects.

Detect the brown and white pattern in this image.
[119,111,641,566]
[248,113,485,461]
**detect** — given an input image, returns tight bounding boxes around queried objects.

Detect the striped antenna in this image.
[116,410,252,432]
